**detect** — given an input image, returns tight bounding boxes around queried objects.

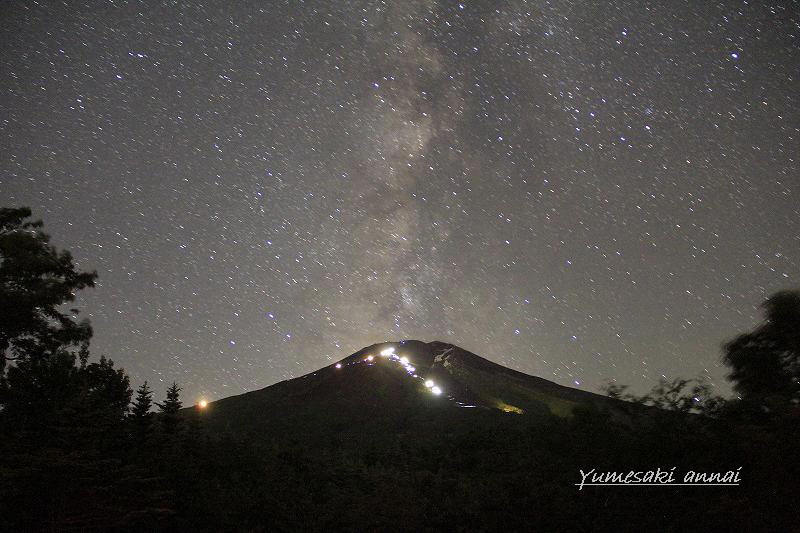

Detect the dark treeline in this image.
[1,207,798,531]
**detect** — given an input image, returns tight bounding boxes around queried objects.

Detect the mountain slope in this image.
[194,340,634,439]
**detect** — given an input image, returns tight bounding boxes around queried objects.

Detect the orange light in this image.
[198,399,208,409]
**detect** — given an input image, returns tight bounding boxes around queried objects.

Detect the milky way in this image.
[2,1,798,402]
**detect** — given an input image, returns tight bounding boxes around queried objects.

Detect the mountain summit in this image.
[335,340,622,416]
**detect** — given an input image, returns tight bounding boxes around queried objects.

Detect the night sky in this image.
[2,1,798,403]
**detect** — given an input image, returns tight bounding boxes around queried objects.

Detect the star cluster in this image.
[2,1,798,401]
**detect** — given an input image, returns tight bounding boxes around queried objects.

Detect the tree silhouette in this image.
[132,381,154,419]
[84,355,132,420]
[0,207,141,530]
[157,382,183,434]
[130,381,154,442]
[157,382,182,414]
[604,376,725,416]
[0,207,97,373]
[723,289,800,417]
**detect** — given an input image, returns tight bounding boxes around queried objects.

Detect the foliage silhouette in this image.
[0,207,96,373]
[723,289,800,419]
[604,376,726,416]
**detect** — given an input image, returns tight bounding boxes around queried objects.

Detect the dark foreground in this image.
[2,357,797,532]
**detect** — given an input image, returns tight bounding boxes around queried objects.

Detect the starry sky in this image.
[2,1,798,403]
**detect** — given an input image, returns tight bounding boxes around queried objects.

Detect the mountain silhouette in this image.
[193,340,637,439]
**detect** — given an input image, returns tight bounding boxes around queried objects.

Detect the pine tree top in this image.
[131,381,153,418]
[156,381,182,413]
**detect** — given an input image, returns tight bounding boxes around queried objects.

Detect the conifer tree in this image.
[130,381,154,440]
[157,382,182,413]
[156,382,182,434]
[132,381,154,417]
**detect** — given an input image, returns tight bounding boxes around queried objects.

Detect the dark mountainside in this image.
[197,340,641,437]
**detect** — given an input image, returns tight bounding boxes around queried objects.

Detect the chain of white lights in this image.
[333,345,444,397]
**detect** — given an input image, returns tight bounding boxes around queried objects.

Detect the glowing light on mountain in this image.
[335,363,342,369]
[349,348,448,400]
[497,402,524,414]
[198,399,208,409]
